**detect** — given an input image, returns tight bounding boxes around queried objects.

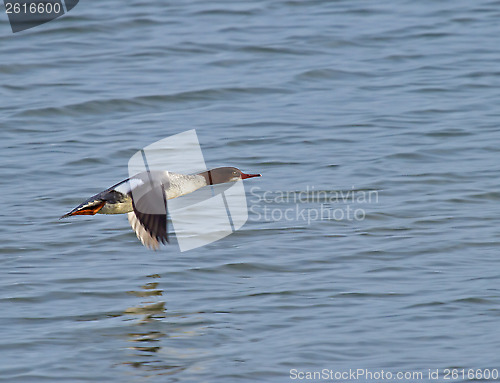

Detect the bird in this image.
[61,167,261,249]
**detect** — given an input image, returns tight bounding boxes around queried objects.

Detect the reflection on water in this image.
[123,274,172,372]
[125,274,166,321]
[122,274,210,378]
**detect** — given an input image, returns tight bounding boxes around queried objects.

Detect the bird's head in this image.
[201,167,261,185]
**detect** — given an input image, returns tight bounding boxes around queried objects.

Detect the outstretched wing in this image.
[127,172,169,250]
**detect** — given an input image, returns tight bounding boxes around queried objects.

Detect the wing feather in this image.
[127,179,169,250]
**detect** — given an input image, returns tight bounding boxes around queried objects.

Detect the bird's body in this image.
[62,167,260,249]
[97,171,207,214]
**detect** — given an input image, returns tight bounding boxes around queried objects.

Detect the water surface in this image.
[1,1,500,382]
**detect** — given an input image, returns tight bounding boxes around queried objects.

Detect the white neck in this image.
[164,172,207,200]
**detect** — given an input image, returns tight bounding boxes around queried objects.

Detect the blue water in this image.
[1,1,500,382]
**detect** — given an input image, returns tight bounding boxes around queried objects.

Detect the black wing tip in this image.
[133,209,169,248]
[130,183,169,249]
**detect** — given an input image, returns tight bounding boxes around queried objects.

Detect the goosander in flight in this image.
[61,167,261,249]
